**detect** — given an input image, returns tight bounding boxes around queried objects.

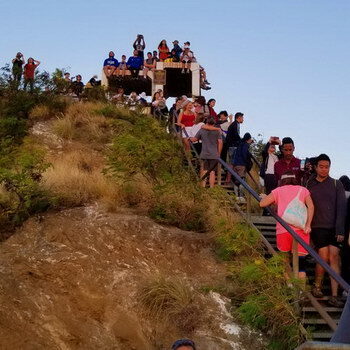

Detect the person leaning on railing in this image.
[260,171,314,282]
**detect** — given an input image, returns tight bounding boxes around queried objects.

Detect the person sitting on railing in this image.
[133,34,146,60]
[143,52,156,78]
[117,55,128,77]
[232,132,253,187]
[307,154,346,307]
[259,171,314,281]
[191,117,223,188]
[223,112,244,183]
[164,49,180,62]
[152,50,160,62]
[103,51,119,78]
[339,175,350,292]
[158,40,169,61]
[176,100,196,151]
[200,66,211,90]
[274,137,302,185]
[127,50,143,78]
[180,48,194,74]
[171,40,182,61]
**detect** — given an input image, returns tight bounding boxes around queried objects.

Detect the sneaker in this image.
[186,69,190,73]
[311,285,324,298]
[181,69,185,74]
[204,80,210,84]
[328,296,344,308]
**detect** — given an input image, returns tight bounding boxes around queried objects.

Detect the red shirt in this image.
[274,156,302,184]
[24,64,38,79]
[181,113,195,127]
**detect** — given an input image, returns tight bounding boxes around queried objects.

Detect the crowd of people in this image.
[102,35,211,90]
[173,96,349,308]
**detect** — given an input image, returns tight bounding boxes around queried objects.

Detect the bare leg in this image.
[315,246,329,290]
[209,171,216,188]
[103,66,110,77]
[183,138,190,152]
[329,245,341,296]
[200,168,207,187]
[143,67,149,78]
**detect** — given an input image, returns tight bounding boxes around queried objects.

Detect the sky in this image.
[1,0,349,177]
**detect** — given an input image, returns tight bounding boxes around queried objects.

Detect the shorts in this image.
[311,228,341,250]
[202,159,218,171]
[277,230,310,255]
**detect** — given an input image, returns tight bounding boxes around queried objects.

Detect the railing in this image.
[173,122,350,343]
[218,157,350,292]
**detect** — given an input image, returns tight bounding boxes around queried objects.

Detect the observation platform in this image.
[101,62,201,98]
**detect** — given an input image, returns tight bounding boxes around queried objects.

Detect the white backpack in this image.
[281,188,307,229]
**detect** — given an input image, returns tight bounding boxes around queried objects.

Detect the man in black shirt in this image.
[12,52,25,85]
[223,112,244,184]
[307,154,346,307]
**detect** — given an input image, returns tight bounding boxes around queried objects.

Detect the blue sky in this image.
[1,0,349,176]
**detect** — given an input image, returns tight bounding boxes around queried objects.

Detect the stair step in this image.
[302,306,343,312]
[311,332,333,339]
[303,318,340,325]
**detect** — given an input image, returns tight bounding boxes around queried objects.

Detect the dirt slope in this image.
[0,204,262,350]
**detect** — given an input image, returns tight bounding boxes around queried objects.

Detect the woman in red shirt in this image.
[207,99,218,122]
[158,40,169,62]
[23,57,40,92]
[177,101,196,151]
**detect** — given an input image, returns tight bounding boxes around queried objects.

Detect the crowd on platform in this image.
[173,96,350,308]
[9,34,210,95]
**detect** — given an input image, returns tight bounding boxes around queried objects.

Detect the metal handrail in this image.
[217,157,350,292]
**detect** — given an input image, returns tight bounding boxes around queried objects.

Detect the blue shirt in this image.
[103,57,119,67]
[126,56,143,69]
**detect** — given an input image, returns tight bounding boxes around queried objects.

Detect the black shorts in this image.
[311,228,341,250]
[203,159,218,171]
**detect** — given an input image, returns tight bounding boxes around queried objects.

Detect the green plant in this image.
[0,147,52,229]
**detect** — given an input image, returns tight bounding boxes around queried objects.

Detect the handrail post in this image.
[292,238,299,279]
[217,163,222,186]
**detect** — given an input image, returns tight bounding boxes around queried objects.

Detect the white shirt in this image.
[266,154,278,175]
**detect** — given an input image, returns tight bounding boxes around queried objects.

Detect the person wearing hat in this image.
[171,338,196,350]
[172,40,182,60]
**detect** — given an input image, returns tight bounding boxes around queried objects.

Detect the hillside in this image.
[0,91,303,349]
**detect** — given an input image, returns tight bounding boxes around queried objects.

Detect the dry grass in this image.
[29,105,51,121]
[52,103,112,144]
[138,275,201,333]
[43,150,121,207]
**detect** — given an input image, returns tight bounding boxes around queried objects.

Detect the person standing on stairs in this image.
[274,137,302,185]
[223,112,244,184]
[307,154,346,308]
[191,117,223,188]
[259,171,314,281]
